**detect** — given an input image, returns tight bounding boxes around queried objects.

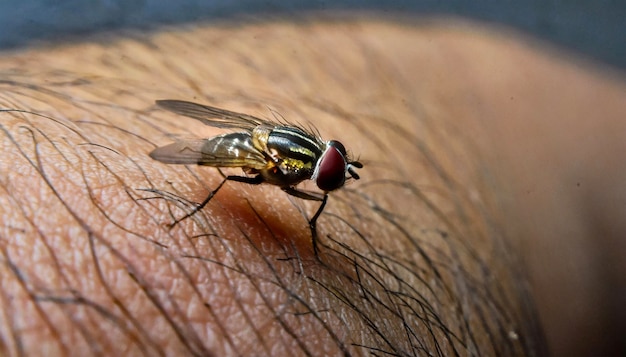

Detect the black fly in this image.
[149,100,362,256]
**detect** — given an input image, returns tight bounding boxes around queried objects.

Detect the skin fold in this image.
[0,16,624,356]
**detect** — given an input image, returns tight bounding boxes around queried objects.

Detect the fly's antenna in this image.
[347,160,363,180]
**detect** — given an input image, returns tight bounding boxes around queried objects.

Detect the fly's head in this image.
[313,140,363,192]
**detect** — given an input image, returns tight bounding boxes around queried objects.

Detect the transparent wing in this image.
[156,99,268,131]
[149,132,267,169]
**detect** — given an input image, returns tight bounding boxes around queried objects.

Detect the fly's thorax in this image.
[278,157,315,174]
[265,126,323,164]
[259,157,316,187]
[255,125,325,187]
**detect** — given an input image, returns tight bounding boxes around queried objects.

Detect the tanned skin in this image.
[0,16,624,356]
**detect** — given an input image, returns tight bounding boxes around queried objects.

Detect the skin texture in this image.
[0,16,624,356]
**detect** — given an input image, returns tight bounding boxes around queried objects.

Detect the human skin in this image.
[0,16,624,356]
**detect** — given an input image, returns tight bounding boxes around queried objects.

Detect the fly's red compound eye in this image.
[328,140,346,156]
[315,142,347,192]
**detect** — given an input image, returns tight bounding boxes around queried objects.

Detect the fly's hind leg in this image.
[282,187,327,259]
[170,173,264,228]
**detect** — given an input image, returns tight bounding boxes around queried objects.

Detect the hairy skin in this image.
[0,17,624,356]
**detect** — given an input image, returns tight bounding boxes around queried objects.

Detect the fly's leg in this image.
[309,194,328,259]
[281,187,325,201]
[170,174,264,228]
[282,187,327,259]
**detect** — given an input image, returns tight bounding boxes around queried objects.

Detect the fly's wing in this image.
[156,100,267,131]
[149,132,267,169]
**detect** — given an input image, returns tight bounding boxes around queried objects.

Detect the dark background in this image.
[0,0,624,70]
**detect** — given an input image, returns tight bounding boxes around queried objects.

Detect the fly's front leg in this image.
[282,187,327,259]
[309,194,328,259]
[281,187,325,201]
[170,174,264,227]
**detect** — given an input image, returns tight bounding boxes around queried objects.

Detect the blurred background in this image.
[0,0,624,70]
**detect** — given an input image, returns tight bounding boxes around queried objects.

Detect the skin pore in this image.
[1,16,625,356]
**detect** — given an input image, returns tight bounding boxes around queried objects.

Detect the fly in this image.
[148,99,363,257]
